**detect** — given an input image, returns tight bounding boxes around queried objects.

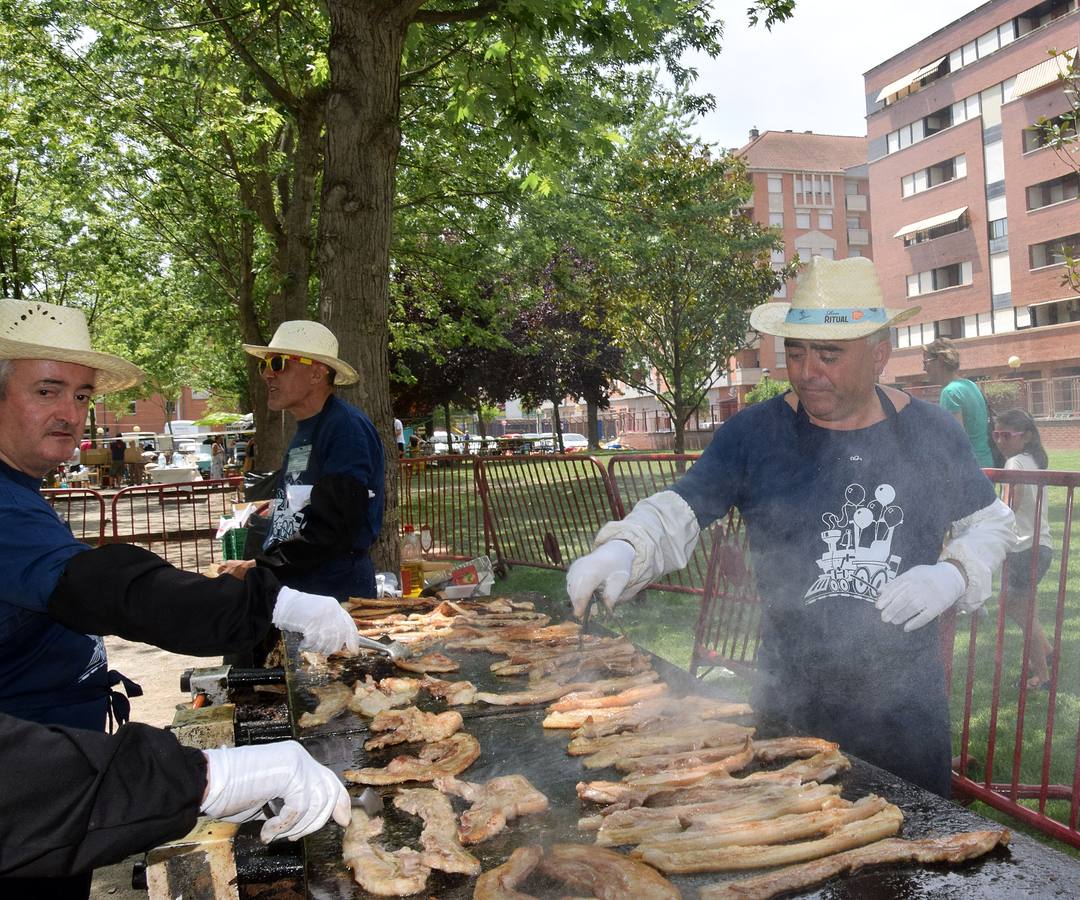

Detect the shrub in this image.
[745,376,790,405]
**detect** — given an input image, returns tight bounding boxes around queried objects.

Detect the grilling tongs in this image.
[354,633,412,661]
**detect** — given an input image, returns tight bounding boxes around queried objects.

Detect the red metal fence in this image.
[42,487,107,547]
[398,458,487,563]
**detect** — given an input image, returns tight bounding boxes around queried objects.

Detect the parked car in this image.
[535,432,589,452]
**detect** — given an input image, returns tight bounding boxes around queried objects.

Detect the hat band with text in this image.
[784,307,888,325]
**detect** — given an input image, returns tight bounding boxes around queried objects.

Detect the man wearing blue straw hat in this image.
[567,257,1016,796]
[0,300,356,894]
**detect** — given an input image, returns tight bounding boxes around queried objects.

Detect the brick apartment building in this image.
[733,129,873,400]
[863,0,1080,397]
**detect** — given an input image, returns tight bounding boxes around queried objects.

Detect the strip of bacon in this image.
[394,651,459,674]
[344,733,480,785]
[700,829,1010,900]
[391,788,480,875]
[640,805,904,873]
[341,807,430,896]
[548,683,668,712]
[363,707,463,750]
[538,843,681,900]
[571,698,754,740]
[473,846,543,900]
[434,773,550,844]
[476,672,659,706]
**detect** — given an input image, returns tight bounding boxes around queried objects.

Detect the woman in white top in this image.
[994,409,1054,690]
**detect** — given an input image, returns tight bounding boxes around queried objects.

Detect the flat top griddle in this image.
[277,594,1080,898]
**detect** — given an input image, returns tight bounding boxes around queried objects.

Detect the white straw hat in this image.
[0,300,144,393]
[750,256,920,340]
[242,320,358,386]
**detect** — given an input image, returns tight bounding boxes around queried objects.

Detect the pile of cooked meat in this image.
[296,596,1009,898]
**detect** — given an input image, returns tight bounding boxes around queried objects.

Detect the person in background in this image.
[923,338,996,467]
[108,436,126,486]
[241,436,257,474]
[210,438,226,480]
[394,417,404,454]
[219,321,385,600]
[565,258,1015,797]
[0,300,358,896]
[408,432,422,456]
[994,408,1055,690]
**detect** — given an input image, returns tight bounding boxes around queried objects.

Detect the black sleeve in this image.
[0,712,205,878]
[47,543,280,656]
[257,472,370,578]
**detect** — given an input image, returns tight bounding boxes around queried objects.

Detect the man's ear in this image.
[872,335,892,377]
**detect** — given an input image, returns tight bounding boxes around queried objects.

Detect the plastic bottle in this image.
[157,452,167,468]
[400,525,424,598]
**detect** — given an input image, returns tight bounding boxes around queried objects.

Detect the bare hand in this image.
[217,558,257,580]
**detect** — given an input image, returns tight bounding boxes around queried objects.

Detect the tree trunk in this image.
[319,2,412,576]
[586,400,599,449]
[476,406,487,439]
[280,107,323,322]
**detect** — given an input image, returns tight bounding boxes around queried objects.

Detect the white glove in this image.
[875,562,966,632]
[201,742,351,842]
[566,540,636,616]
[272,586,360,655]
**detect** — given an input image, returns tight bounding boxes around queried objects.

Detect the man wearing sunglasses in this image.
[221,321,384,602]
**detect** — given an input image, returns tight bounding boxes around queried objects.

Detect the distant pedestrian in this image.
[210,439,225,480]
[242,437,257,474]
[923,338,996,467]
[394,417,404,453]
[109,437,126,484]
[994,409,1054,690]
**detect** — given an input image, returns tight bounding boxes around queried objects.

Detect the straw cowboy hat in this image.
[0,300,144,393]
[243,320,359,386]
[750,256,921,340]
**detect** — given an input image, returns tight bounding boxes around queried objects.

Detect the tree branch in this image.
[412,1,500,25]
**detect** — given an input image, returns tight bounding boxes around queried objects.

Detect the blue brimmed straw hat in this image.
[243,320,359,386]
[0,300,144,393]
[750,256,921,340]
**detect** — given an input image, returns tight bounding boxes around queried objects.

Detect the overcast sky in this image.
[687,0,988,150]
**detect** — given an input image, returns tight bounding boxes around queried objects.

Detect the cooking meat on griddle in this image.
[341,807,430,896]
[394,651,459,674]
[349,674,420,717]
[475,671,660,706]
[433,773,549,844]
[296,681,353,728]
[537,843,681,900]
[391,788,480,875]
[344,732,481,785]
[363,706,463,750]
[419,674,477,705]
[699,829,1011,899]
[472,845,543,900]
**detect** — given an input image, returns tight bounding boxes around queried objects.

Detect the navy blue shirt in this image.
[671,390,996,794]
[264,394,384,599]
[0,460,108,730]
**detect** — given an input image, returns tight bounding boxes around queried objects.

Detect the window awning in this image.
[1013,48,1077,99]
[893,206,968,239]
[875,56,946,103]
[1027,295,1076,309]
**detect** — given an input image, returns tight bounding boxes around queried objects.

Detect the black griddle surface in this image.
[278,595,1080,898]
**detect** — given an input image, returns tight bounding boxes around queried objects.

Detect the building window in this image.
[845,180,860,195]
[906,261,973,296]
[1017,0,1076,38]
[902,212,970,247]
[1026,173,1080,210]
[846,216,860,228]
[818,212,833,229]
[848,249,862,258]
[770,248,786,265]
[988,218,1008,240]
[127,401,137,415]
[794,173,833,207]
[1023,112,1077,153]
[901,154,966,197]
[886,96,980,156]
[795,210,811,229]
[767,174,783,193]
[769,212,784,228]
[771,264,787,298]
[1029,232,1080,269]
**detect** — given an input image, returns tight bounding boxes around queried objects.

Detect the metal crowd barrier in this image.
[41,487,107,546]
[397,457,488,562]
[949,467,1080,849]
[109,478,245,573]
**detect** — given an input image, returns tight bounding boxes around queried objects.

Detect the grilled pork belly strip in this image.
[473,845,543,900]
[434,773,550,844]
[445,622,581,650]
[491,637,627,675]
[616,742,755,774]
[699,829,1011,900]
[571,698,754,740]
[573,722,755,768]
[419,675,477,705]
[391,788,480,875]
[537,843,681,900]
[344,732,480,785]
[476,671,659,706]
[349,674,420,717]
[342,808,431,896]
[363,707,463,750]
[639,805,904,874]
[297,681,353,728]
[548,683,668,711]
[632,795,890,854]
[394,651,459,674]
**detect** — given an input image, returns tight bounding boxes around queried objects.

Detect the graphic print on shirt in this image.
[76,635,107,684]
[805,482,904,604]
[267,444,313,547]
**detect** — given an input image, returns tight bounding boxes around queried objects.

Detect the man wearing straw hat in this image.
[219,320,384,601]
[566,257,1015,797]
[0,300,357,892]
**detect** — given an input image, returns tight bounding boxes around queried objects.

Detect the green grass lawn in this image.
[491,449,1080,853]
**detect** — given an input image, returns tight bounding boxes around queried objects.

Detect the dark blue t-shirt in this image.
[265,394,385,599]
[0,460,108,729]
[671,390,996,794]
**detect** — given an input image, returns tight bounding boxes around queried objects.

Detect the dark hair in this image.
[924,338,959,370]
[995,408,1048,469]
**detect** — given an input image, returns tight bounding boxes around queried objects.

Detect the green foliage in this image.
[982,379,1025,411]
[745,375,790,405]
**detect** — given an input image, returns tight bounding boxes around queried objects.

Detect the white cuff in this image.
[593,490,701,600]
[942,498,1016,612]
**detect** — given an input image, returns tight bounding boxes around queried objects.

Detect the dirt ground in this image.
[89,638,222,898]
